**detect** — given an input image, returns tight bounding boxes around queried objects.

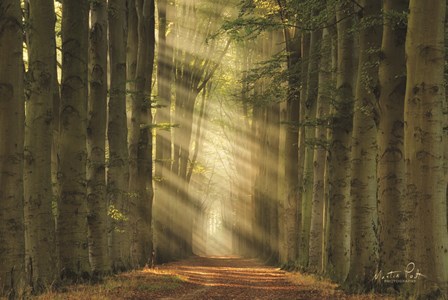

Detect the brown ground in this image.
[36,256,395,299]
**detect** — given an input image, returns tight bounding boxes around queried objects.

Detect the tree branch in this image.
[196,39,231,93]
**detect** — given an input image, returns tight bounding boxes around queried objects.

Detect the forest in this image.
[0,0,447,299]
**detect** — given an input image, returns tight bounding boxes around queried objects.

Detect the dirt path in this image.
[36,256,393,299]
[155,256,390,300]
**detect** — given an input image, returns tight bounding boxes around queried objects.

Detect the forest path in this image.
[36,256,393,299]
[155,256,388,300]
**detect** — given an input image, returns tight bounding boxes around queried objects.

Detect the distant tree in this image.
[279,2,301,265]
[308,27,331,274]
[154,0,175,263]
[170,0,230,257]
[299,24,322,269]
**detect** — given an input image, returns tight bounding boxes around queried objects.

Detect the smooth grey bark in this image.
[0,0,26,297]
[108,0,131,271]
[404,0,448,296]
[377,0,407,279]
[308,27,331,274]
[345,0,381,291]
[87,0,110,276]
[24,0,59,291]
[327,0,356,282]
[58,0,91,280]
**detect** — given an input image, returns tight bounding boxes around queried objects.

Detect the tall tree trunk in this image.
[404,0,448,296]
[327,0,356,282]
[299,27,321,269]
[24,0,58,291]
[87,0,110,276]
[127,0,144,267]
[308,27,331,274]
[154,0,174,263]
[267,100,280,263]
[283,28,301,265]
[58,0,91,280]
[251,102,264,255]
[108,0,130,271]
[296,32,310,263]
[345,0,381,290]
[129,0,155,267]
[322,26,338,273]
[256,104,269,260]
[377,0,407,281]
[0,0,26,297]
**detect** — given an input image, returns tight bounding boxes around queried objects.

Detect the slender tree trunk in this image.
[0,0,26,296]
[141,0,156,267]
[322,24,338,273]
[327,0,356,282]
[267,100,280,263]
[278,99,287,263]
[108,0,130,271]
[308,27,331,274]
[404,0,448,296]
[127,0,144,267]
[283,28,301,265]
[377,0,407,280]
[257,105,269,260]
[154,0,174,263]
[251,102,264,255]
[345,0,381,290]
[296,32,310,262]
[300,27,321,269]
[58,0,91,280]
[87,0,110,276]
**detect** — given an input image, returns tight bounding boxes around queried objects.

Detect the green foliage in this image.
[382,7,408,31]
[151,122,179,131]
[222,16,283,40]
[108,204,128,222]
[240,51,287,107]
[188,160,207,175]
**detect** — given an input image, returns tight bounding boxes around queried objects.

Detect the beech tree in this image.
[154,0,175,263]
[299,25,321,269]
[308,27,331,274]
[404,0,448,297]
[128,0,155,267]
[377,0,407,277]
[0,0,26,297]
[23,0,58,291]
[58,0,91,280]
[108,0,130,271]
[279,4,301,265]
[327,0,356,282]
[87,0,110,276]
[345,0,381,290]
